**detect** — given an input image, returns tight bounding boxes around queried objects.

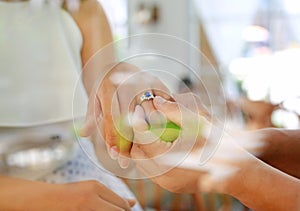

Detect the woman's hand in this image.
[0,177,135,211]
[72,0,171,168]
[80,62,171,168]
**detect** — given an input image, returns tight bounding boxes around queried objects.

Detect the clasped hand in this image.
[129,94,253,196]
[80,62,248,195]
[80,62,171,168]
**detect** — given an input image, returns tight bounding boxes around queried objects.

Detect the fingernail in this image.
[135,105,141,111]
[126,199,136,207]
[154,96,166,106]
[107,145,118,160]
[134,105,143,113]
[119,157,130,169]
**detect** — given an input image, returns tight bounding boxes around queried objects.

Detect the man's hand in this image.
[130,96,252,194]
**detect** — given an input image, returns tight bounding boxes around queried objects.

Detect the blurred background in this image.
[98,0,300,210]
[100,0,300,129]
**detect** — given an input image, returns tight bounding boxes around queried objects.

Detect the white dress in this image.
[0,1,141,210]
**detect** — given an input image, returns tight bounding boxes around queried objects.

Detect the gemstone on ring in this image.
[140,91,154,103]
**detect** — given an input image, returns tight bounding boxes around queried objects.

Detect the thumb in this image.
[153,96,182,126]
[130,144,162,178]
[130,144,147,159]
[80,95,101,137]
[126,199,136,207]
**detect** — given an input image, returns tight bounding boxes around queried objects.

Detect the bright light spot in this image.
[269,49,300,104]
[229,55,272,101]
[230,48,300,104]
[242,25,269,42]
[283,98,300,115]
[284,0,300,14]
[271,109,299,129]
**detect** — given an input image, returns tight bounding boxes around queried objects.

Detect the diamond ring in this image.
[138,91,155,104]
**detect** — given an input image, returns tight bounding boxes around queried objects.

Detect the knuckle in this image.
[160,179,182,193]
[106,132,118,142]
[168,102,179,110]
[105,129,118,144]
[133,123,147,132]
[85,180,102,190]
[103,113,113,122]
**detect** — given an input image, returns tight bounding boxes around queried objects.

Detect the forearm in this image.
[0,176,135,211]
[235,128,300,178]
[224,156,300,211]
[198,131,300,211]
[0,176,55,210]
[70,0,115,95]
[0,176,23,210]
[261,129,300,178]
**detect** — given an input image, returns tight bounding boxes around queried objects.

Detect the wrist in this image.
[254,128,282,162]
[223,154,300,211]
[196,137,258,195]
[222,154,260,197]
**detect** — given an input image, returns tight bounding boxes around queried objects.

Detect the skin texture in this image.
[0,177,135,211]
[75,1,172,167]
[0,1,136,210]
[131,96,300,211]
[238,128,300,179]
[80,61,172,168]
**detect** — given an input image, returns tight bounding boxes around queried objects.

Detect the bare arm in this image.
[69,0,114,95]
[68,1,171,168]
[0,176,135,210]
[222,153,300,211]
[131,97,300,211]
[236,128,300,178]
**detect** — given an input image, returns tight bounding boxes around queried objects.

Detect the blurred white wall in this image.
[127,0,199,91]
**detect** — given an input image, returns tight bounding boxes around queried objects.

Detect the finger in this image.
[140,99,166,129]
[126,199,136,207]
[97,197,129,211]
[173,92,202,113]
[99,80,126,163]
[139,100,155,121]
[108,91,133,167]
[131,144,153,178]
[132,105,159,145]
[132,105,148,132]
[116,82,135,160]
[131,106,173,159]
[173,93,210,118]
[115,88,132,168]
[131,144,172,181]
[106,144,119,160]
[153,96,182,126]
[152,81,172,101]
[153,96,205,142]
[96,185,132,211]
[130,144,145,159]
[131,144,160,176]
[80,93,101,137]
[99,79,120,148]
[139,141,172,158]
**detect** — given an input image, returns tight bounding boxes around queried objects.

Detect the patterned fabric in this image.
[40,139,143,211]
